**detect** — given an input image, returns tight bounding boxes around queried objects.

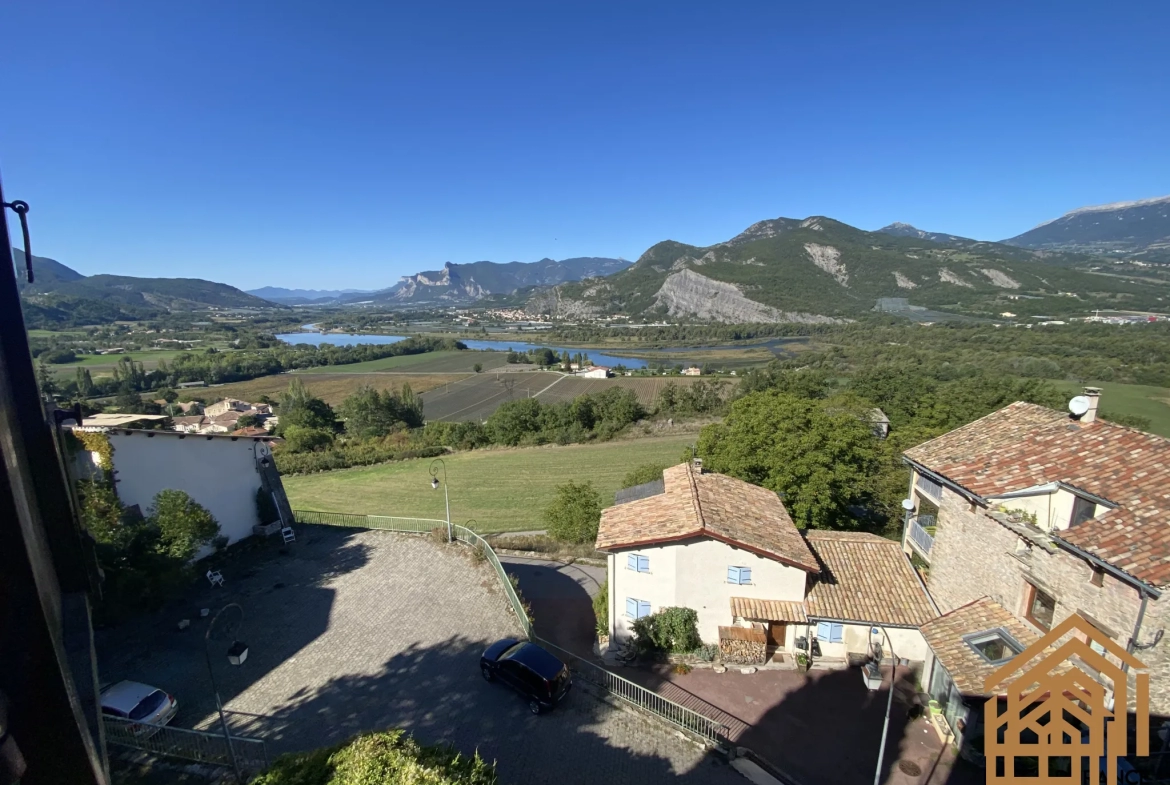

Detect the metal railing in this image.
[292,509,727,747]
[533,636,729,748]
[104,716,268,772]
[907,518,935,555]
[294,509,447,533]
[292,510,531,636]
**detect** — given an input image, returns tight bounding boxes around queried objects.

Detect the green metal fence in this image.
[291,510,728,747]
[104,716,268,773]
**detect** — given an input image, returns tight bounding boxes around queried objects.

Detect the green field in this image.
[283,433,696,533]
[1049,380,1170,437]
[51,349,201,377]
[295,350,509,374]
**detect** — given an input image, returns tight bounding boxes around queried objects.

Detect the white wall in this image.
[103,432,275,554]
[608,536,809,644]
[805,622,929,662]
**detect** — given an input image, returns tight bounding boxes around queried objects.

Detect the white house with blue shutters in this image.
[596,463,936,667]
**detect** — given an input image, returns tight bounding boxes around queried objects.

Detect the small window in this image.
[625,598,651,619]
[964,629,1023,664]
[1089,566,1105,587]
[727,566,752,585]
[627,554,649,573]
[816,622,844,643]
[1070,496,1096,527]
[1025,583,1057,630]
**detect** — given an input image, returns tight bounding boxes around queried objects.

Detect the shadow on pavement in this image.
[502,557,601,657]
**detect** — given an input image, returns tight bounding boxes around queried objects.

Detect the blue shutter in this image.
[626,598,638,618]
[816,621,832,641]
[740,567,752,584]
[627,554,638,570]
[727,566,739,584]
[637,555,650,573]
[830,624,844,643]
[638,601,651,618]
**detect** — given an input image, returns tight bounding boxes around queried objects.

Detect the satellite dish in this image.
[1069,396,1091,417]
[901,498,915,511]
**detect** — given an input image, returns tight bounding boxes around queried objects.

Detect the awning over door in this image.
[730,597,807,623]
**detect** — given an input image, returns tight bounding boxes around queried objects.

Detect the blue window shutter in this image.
[627,554,638,570]
[830,624,844,643]
[817,621,831,640]
[727,566,739,584]
[639,601,651,618]
[741,567,752,584]
[638,556,649,573]
[626,598,637,618]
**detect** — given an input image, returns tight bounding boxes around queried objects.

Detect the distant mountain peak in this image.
[1005,195,1170,262]
[1030,194,1170,230]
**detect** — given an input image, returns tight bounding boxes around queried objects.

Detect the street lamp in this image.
[872,627,899,785]
[429,458,451,543]
[204,603,247,781]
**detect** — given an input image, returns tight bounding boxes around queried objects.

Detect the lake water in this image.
[275,331,650,368]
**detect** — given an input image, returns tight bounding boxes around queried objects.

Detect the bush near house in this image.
[249,729,497,785]
[542,481,602,544]
[631,607,701,655]
[592,579,608,637]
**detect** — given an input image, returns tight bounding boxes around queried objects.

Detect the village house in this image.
[682,366,702,376]
[575,366,610,379]
[596,462,935,668]
[901,387,1170,748]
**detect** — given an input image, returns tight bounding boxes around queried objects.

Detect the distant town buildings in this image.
[682,366,702,376]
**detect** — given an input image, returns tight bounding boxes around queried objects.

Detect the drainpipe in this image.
[1126,592,1150,663]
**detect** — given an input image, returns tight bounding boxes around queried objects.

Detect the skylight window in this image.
[964,629,1023,664]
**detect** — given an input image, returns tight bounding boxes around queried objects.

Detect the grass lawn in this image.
[1048,379,1170,437]
[283,433,697,533]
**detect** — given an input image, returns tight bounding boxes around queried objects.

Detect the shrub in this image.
[631,607,701,655]
[592,579,608,637]
[430,526,450,545]
[282,424,335,453]
[250,729,497,785]
[693,643,719,662]
[672,662,692,675]
[542,481,602,544]
[148,489,221,562]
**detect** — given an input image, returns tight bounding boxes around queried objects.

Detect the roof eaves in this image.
[1051,535,1163,598]
[902,457,987,505]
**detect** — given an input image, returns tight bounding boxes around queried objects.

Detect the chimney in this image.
[692,457,703,474]
[1082,387,1101,424]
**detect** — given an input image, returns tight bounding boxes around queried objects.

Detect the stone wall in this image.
[926,486,1168,715]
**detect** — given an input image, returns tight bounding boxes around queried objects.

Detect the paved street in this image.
[97,528,740,785]
[499,555,606,656]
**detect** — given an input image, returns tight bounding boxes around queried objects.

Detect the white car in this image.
[100,681,178,735]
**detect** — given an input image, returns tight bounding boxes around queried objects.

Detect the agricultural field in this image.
[418,372,554,422]
[1048,379,1170,437]
[535,375,730,408]
[283,433,697,532]
[296,349,510,374]
[50,348,204,377]
[201,373,459,406]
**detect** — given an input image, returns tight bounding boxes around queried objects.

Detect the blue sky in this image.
[3,1,1167,290]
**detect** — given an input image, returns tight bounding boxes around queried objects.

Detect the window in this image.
[727,566,752,585]
[1070,496,1096,527]
[916,473,943,501]
[964,629,1023,664]
[627,554,649,573]
[816,622,844,643]
[625,598,651,619]
[1024,583,1057,630]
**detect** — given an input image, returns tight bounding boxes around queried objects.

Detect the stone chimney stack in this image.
[1082,387,1101,424]
[692,457,703,474]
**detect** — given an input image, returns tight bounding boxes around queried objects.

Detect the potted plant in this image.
[795,652,810,672]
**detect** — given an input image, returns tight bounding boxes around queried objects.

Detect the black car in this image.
[480,639,572,714]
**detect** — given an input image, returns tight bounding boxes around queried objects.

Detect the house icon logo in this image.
[983,613,1150,784]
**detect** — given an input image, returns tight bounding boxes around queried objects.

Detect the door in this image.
[766,622,787,647]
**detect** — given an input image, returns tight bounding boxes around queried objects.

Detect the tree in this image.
[159,387,179,403]
[543,481,602,543]
[473,363,483,373]
[620,463,667,489]
[77,479,130,547]
[281,424,335,453]
[696,390,881,530]
[278,378,335,431]
[35,359,59,399]
[235,413,262,429]
[75,367,94,398]
[147,489,221,561]
[114,383,146,413]
[487,398,544,446]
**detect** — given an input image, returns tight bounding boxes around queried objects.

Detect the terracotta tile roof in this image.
[919,597,1042,695]
[595,463,819,572]
[803,531,937,627]
[905,401,1170,588]
[730,597,807,623]
[231,426,268,436]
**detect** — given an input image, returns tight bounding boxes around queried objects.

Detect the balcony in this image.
[907,515,936,557]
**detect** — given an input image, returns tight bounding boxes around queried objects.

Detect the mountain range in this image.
[1003,195,1170,263]
[530,215,1166,323]
[14,249,276,326]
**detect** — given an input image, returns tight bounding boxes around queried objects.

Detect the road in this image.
[499,555,605,657]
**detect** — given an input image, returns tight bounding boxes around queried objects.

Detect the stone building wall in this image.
[927,486,1168,715]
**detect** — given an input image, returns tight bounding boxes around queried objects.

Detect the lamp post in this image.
[204,603,248,782]
[430,458,451,543]
[872,626,898,785]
